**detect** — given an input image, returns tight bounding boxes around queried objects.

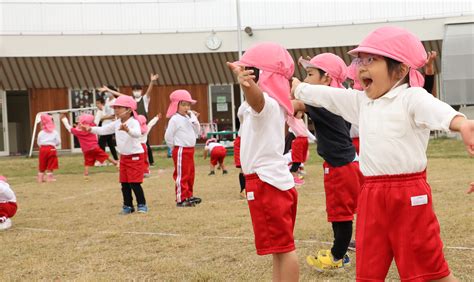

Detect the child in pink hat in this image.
[203,138,228,175]
[296,53,364,271]
[292,26,474,281]
[82,95,148,214]
[137,113,161,177]
[0,176,17,231]
[227,42,299,281]
[164,90,202,207]
[37,114,61,183]
[61,113,118,180]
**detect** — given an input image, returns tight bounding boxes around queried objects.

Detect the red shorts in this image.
[210,147,226,166]
[356,171,450,281]
[0,202,17,218]
[323,161,363,222]
[83,147,109,166]
[291,136,309,163]
[352,137,360,155]
[38,145,58,172]
[245,174,298,255]
[119,154,144,183]
[233,136,241,168]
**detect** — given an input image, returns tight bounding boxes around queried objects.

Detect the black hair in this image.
[384,57,409,85]
[132,84,142,90]
[96,96,105,104]
[107,85,118,92]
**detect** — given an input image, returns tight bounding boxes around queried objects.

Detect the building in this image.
[1,0,473,155]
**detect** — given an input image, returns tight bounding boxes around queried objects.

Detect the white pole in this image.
[236,0,244,104]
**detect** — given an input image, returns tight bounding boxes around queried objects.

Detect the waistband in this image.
[120,153,143,159]
[173,146,195,150]
[364,170,426,183]
[244,173,259,180]
[40,145,56,149]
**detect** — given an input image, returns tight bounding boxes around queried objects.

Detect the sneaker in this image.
[176,200,195,207]
[294,176,305,186]
[46,173,57,182]
[120,205,135,215]
[306,249,346,272]
[0,217,12,230]
[188,197,202,204]
[208,171,215,176]
[343,254,351,267]
[348,240,356,251]
[137,204,148,213]
[222,170,228,175]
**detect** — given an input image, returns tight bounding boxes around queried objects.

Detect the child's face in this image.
[95,101,104,110]
[113,106,130,118]
[177,101,191,115]
[356,53,401,99]
[303,68,331,86]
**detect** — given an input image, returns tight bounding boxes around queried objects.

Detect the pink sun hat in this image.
[137,115,148,134]
[233,42,294,115]
[78,114,96,126]
[166,90,197,118]
[298,53,348,89]
[40,114,55,133]
[348,26,427,87]
[205,138,217,146]
[0,175,7,182]
[111,95,138,119]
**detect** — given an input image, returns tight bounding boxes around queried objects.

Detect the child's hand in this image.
[226,62,255,87]
[467,182,474,194]
[150,73,160,82]
[291,77,302,97]
[295,111,304,119]
[424,51,437,75]
[191,110,200,118]
[98,85,109,92]
[459,119,474,155]
[119,123,129,132]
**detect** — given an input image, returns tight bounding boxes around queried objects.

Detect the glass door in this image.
[209,85,235,132]
[0,91,9,156]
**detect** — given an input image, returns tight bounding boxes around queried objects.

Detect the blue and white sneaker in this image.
[343,254,351,267]
[137,204,148,213]
[120,205,135,215]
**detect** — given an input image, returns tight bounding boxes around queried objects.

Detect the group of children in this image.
[3,24,474,282]
[227,26,474,282]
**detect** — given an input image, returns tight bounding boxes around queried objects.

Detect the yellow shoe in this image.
[306,249,346,272]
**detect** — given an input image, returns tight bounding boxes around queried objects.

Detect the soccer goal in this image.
[28,107,96,158]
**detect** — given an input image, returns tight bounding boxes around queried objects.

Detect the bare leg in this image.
[108,157,118,166]
[272,251,299,282]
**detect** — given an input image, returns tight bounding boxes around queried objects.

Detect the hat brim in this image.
[348,46,392,58]
[298,58,318,70]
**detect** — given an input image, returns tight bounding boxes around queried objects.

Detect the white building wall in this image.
[1,0,473,35]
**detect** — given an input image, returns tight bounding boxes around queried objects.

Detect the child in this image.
[61,113,118,179]
[97,86,119,162]
[227,42,299,282]
[203,138,228,175]
[0,176,17,231]
[164,90,202,208]
[292,26,474,281]
[286,112,311,185]
[83,95,148,214]
[295,53,364,271]
[137,113,161,177]
[37,114,61,183]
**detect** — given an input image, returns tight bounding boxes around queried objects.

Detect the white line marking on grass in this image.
[15,227,474,251]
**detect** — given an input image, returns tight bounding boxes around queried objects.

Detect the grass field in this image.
[1,138,473,281]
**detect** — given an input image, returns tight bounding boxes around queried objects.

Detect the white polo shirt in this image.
[240,93,294,191]
[295,83,463,176]
[138,116,159,144]
[91,117,144,155]
[102,97,116,126]
[205,142,225,153]
[37,130,61,147]
[0,181,16,203]
[164,112,200,147]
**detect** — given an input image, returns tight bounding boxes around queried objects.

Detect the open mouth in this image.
[362,78,373,89]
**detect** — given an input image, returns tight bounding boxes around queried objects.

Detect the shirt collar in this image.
[380,83,409,100]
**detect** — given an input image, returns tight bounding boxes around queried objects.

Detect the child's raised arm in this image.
[227,62,264,113]
[144,73,159,98]
[60,114,72,133]
[99,85,126,98]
